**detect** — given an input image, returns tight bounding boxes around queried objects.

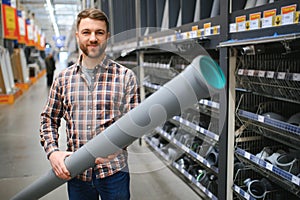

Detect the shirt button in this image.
[87,125,91,130]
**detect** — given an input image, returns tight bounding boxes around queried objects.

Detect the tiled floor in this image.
[0,70,201,199]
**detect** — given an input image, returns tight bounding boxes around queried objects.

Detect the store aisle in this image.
[0,75,201,200]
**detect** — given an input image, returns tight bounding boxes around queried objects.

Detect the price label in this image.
[258,70,266,77]
[196,154,202,161]
[197,29,202,37]
[292,73,300,81]
[212,102,219,109]
[277,72,286,79]
[190,30,197,38]
[182,32,188,40]
[291,175,300,185]
[274,15,282,26]
[234,185,240,193]
[244,151,251,159]
[182,145,189,152]
[204,23,211,36]
[213,26,219,35]
[244,192,250,200]
[266,162,273,171]
[266,71,275,78]
[250,19,260,30]
[230,23,237,33]
[205,27,211,36]
[296,11,300,23]
[238,69,244,75]
[200,127,205,134]
[185,121,190,127]
[208,191,213,198]
[261,16,273,28]
[282,12,294,25]
[248,70,255,76]
[258,115,265,123]
[179,117,183,123]
[237,22,246,32]
[192,25,198,31]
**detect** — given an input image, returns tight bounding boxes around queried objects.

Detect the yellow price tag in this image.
[197,29,202,37]
[245,21,250,30]
[213,26,218,34]
[274,15,282,26]
[295,11,300,23]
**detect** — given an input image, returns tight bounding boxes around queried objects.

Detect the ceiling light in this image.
[46,0,60,37]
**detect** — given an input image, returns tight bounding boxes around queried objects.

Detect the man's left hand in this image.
[95,150,123,164]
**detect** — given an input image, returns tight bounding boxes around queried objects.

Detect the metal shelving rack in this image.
[101,0,300,199]
[220,1,300,199]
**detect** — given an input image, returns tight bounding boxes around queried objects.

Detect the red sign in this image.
[2,4,19,40]
[17,13,27,44]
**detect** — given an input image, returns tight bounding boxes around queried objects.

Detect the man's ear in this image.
[75,32,79,42]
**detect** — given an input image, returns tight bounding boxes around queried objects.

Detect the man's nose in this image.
[89,33,97,42]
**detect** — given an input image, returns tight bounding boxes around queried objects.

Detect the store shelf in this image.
[236,148,299,186]
[172,162,218,200]
[238,110,300,136]
[143,136,171,162]
[228,0,300,41]
[171,116,219,142]
[219,32,300,47]
[155,127,218,174]
[0,88,22,104]
[235,147,300,198]
[144,135,218,200]
[105,1,300,199]
[232,184,255,200]
[237,109,300,149]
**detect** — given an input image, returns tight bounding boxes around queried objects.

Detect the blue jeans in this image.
[67,169,130,200]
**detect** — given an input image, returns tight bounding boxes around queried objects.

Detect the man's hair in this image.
[76,8,109,32]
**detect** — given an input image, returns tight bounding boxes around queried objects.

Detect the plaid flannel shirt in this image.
[40,55,139,181]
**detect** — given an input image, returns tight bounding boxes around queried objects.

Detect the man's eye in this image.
[82,31,90,35]
[97,32,104,35]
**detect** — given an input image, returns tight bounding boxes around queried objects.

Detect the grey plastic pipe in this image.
[11,55,225,200]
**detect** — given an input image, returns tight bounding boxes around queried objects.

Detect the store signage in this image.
[236,15,246,32]
[229,23,237,33]
[2,0,11,5]
[262,9,276,28]
[249,12,261,30]
[26,19,35,46]
[274,15,282,26]
[203,22,211,36]
[1,4,19,40]
[281,4,297,25]
[17,10,26,44]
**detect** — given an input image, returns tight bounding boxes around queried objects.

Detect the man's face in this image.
[76,18,109,58]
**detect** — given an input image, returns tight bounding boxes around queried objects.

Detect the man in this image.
[45,53,56,87]
[40,8,139,200]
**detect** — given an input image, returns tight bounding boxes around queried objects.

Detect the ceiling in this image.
[19,0,82,50]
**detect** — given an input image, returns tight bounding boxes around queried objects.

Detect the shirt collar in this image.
[75,54,111,72]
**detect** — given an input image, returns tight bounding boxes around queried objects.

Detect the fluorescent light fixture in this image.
[46,0,60,37]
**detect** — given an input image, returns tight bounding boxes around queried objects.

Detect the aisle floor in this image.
[0,74,202,200]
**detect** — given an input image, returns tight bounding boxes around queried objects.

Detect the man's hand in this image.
[95,150,122,164]
[49,151,73,180]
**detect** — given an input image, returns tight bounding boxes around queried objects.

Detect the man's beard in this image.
[80,42,106,58]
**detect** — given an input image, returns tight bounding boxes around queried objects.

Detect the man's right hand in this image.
[49,151,73,180]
